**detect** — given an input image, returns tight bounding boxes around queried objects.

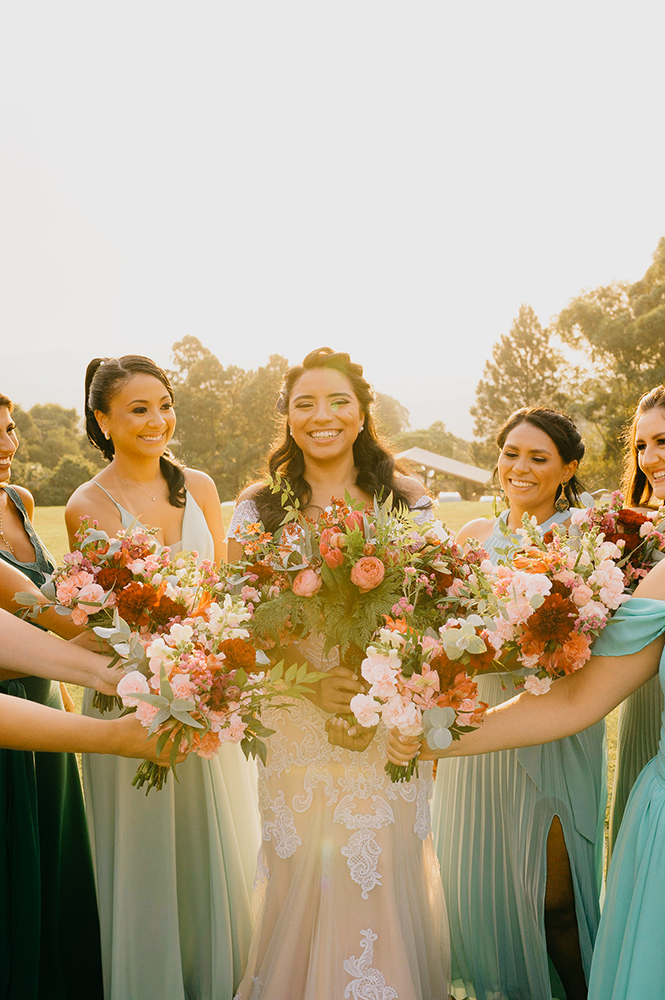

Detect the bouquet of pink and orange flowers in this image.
[350,618,488,782]
[100,594,323,792]
[565,491,665,588]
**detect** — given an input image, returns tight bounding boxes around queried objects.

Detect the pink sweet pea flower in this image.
[523,675,553,695]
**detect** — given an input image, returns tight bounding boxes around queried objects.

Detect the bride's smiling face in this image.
[95,374,176,460]
[288,368,364,463]
[635,407,665,501]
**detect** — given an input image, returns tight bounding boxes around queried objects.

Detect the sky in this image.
[1,2,664,439]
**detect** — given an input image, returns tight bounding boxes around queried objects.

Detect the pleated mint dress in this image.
[432,511,606,1000]
[82,486,260,1000]
[588,598,665,999]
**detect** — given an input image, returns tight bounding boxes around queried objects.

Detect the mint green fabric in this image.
[588,597,665,999]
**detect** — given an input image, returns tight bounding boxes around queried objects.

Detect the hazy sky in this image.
[1,2,664,438]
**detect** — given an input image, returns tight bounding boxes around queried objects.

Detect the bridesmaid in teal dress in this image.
[0,393,104,1000]
[390,559,665,1000]
[433,408,603,1000]
[608,385,665,853]
[65,356,259,1000]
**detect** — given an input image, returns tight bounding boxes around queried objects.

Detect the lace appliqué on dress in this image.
[343,929,398,1000]
[262,789,302,859]
[336,795,394,898]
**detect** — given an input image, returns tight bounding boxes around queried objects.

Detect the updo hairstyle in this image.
[496,406,586,508]
[85,355,186,508]
[622,385,665,507]
[254,347,412,532]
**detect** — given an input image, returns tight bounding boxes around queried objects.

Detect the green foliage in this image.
[32,455,99,506]
[169,336,288,500]
[471,304,575,450]
[374,392,410,441]
[556,237,665,486]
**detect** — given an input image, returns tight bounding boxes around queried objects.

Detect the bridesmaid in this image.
[609,385,665,852]
[65,356,259,1000]
[0,392,104,1000]
[388,557,665,1000]
[433,407,603,1000]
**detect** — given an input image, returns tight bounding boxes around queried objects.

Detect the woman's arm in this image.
[0,558,83,641]
[185,469,225,562]
[456,517,494,546]
[0,609,120,693]
[388,557,665,764]
[0,696,183,762]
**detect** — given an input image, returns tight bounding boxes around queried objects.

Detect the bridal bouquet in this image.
[227,484,482,668]
[565,491,665,587]
[99,594,323,793]
[350,619,489,782]
[460,515,629,694]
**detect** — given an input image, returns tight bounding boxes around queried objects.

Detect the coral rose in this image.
[350,556,385,593]
[292,568,322,597]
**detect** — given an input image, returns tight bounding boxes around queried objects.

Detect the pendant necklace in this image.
[113,474,168,502]
[0,495,15,555]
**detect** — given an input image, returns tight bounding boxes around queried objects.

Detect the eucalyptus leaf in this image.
[14,591,40,607]
[170,709,204,729]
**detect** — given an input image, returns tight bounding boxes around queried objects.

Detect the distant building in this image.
[396,447,493,501]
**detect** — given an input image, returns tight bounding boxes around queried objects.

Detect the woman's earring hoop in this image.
[555,484,570,512]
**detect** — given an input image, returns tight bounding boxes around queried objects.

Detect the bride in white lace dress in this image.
[226,348,450,1000]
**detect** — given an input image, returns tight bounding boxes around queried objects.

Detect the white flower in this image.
[524,674,552,695]
[350,693,383,728]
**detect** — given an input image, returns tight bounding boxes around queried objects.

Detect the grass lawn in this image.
[32,502,619,831]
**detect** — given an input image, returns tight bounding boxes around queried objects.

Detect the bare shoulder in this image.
[394,473,429,505]
[183,467,220,502]
[456,516,495,545]
[236,482,264,504]
[9,485,35,517]
[65,479,104,515]
[634,557,665,600]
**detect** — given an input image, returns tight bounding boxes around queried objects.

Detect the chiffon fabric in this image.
[608,676,663,853]
[82,486,260,1000]
[587,598,665,999]
[0,485,103,999]
[229,498,450,1000]
[432,510,606,1000]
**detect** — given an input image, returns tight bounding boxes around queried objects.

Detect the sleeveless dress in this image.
[0,485,103,1000]
[587,597,665,999]
[229,497,450,1000]
[82,484,260,1000]
[432,510,606,1000]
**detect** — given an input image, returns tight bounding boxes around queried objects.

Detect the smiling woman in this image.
[64,355,259,1000]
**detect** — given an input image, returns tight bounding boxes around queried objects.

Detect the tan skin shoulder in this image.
[182,468,224,562]
[65,479,122,548]
[456,515,495,545]
[7,484,35,519]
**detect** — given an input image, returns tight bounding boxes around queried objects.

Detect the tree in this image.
[33,455,99,506]
[556,236,665,485]
[374,393,410,442]
[471,305,573,454]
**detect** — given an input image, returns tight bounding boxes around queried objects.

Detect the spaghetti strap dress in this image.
[81,483,260,1000]
[432,510,606,1000]
[587,597,665,999]
[0,484,103,1000]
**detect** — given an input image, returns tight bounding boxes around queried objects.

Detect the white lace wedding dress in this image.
[229,499,450,1000]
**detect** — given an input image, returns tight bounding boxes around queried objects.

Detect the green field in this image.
[32,502,618,829]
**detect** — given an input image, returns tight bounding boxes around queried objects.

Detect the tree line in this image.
[10,235,664,504]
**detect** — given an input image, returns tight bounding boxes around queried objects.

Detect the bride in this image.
[226,347,450,1000]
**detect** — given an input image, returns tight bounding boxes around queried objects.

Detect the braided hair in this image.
[254,347,412,533]
[85,355,186,508]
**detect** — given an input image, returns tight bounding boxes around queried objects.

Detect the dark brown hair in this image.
[0,393,13,412]
[622,385,665,507]
[496,406,586,507]
[254,347,413,532]
[85,356,186,508]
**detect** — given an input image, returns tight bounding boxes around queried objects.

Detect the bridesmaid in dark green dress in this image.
[0,394,103,1000]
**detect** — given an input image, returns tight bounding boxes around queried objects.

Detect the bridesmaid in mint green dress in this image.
[433,408,603,1000]
[66,357,259,1000]
[608,386,665,854]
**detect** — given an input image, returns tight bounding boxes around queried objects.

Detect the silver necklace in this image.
[112,473,168,502]
[0,494,15,555]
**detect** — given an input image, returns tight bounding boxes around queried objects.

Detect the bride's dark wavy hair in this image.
[622,385,665,507]
[254,347,412,533]
[85,355,186,508]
